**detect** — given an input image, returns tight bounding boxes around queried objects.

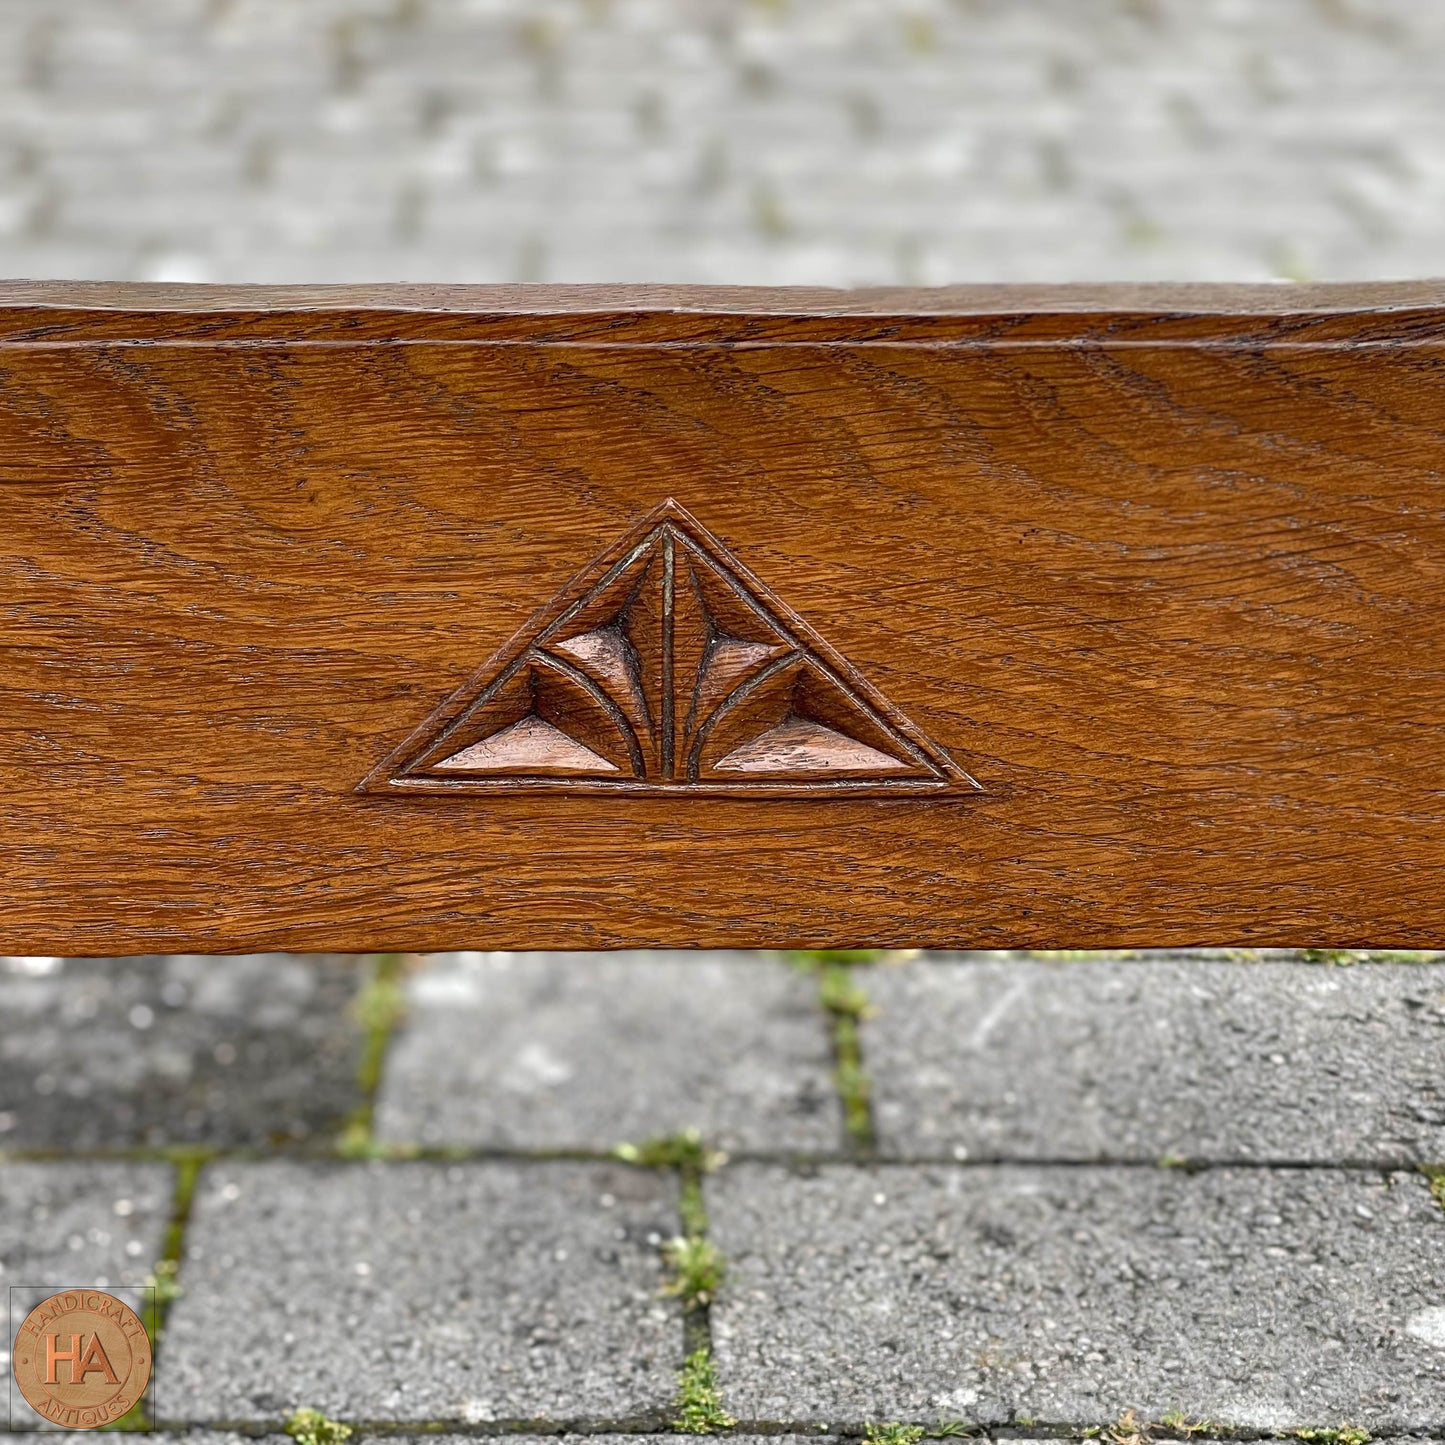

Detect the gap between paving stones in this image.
[786,950,884,1155]
[12,1147,1445,1170]
[338,953,410,1160]
[133,1425,1430,1440]
[112,1420,1445,1439]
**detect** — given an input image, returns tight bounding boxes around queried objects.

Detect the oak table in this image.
[2,282,1442,954]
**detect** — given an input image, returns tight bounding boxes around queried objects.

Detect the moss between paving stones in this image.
[788,951,881,1150]
[674,1346,736,1434]
[286,1408,355,1445]
[337,954,409,1159]
[613,1129,737,1431]
[1420,1165,1445,1213]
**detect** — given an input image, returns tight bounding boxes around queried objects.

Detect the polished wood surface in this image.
[2,282,1442,952]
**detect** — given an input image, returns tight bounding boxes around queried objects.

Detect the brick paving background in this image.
[4,0,1445,287]
[3,950,1444,1436]
[5,2,1445,1439]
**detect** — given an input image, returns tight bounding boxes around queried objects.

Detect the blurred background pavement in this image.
[2,0,1444,288]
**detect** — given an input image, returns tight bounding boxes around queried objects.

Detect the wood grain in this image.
[2,282,1443,952]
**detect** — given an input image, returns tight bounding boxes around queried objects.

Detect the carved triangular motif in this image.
[358,499,981,797]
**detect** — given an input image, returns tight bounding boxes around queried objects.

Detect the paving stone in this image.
[865,959,1445,1163]
[0,1162,173,1430]
[0,954,366,1149]
[707,1162,1445,1429]
[375,952,837,1153]
[162,1159,679,1424]
[0,1161,173,1292]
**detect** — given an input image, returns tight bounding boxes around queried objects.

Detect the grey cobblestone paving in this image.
[6,951,1445,1434]
[4,0,1445,287]
[161,1159,679,1425]
[375,952,838,1153]
[0,1161,173,1430]
[864,958,1445,1163]
[707,1162,1445,1430]
[0,954,365,1149]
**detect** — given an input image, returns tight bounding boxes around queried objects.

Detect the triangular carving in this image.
[359,499,981,797]
[435,715,619,776]
[712,718,913,776]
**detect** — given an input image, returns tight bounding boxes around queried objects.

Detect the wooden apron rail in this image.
[1,281,1442,954]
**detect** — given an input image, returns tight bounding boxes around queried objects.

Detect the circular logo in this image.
[11,1291,151,1429]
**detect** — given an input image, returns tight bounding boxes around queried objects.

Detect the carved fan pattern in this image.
[360,500,978,797]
